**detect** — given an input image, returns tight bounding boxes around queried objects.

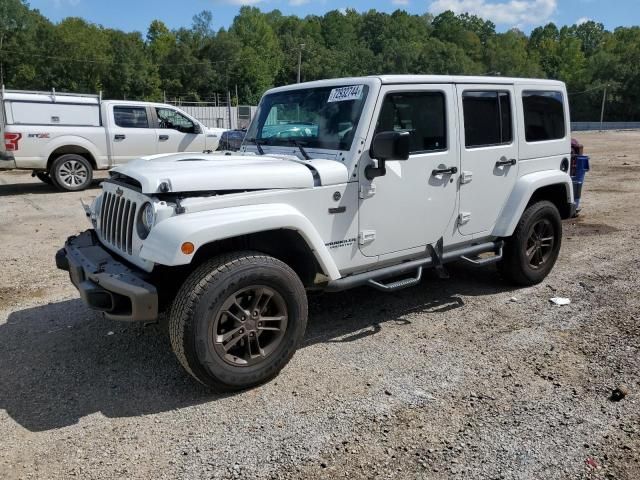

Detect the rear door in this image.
[154,107,206,154]
[456,85,518,236]
[109,104,158,164]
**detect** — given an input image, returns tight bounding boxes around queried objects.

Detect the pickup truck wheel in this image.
[169,251,308,391]
[51,154,93,191]
[498,200,562,286]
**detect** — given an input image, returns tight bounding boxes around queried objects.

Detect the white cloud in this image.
[576,17,592,25]
[289,0,311,5]
[392,0,410,5]
[428,0,557,27]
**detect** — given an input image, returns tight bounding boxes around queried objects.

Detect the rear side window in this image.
[113,106,149,128]
[374,91,447,154]
[462,91,513,148]
[522,91,565,142]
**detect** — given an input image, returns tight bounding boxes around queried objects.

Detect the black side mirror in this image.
[366,131,410,180]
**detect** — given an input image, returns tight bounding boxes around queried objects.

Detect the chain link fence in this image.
[167,101,257,130]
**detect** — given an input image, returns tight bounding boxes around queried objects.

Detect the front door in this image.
[456,85,519,236]
[358,84,458,257]
[155,107,206,154]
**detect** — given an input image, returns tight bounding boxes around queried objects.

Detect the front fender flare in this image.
[493,170,573,237]
[139,203,341,280]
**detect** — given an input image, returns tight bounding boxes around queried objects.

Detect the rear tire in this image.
[498,200,562,286]
[169,251,308,391]
[51,154,93,191]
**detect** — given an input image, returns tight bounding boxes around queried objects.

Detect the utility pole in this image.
[600,84,609,131]
[227,90,232,129]
[297,43,305,83]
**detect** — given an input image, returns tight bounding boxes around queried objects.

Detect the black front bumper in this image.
[56,230,158,322]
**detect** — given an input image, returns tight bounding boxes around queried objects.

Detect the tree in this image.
[0,0,31,84]
[0,3,638,120]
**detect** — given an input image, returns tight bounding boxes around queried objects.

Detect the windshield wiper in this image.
[289,139,311,160]
[245,137,265,155]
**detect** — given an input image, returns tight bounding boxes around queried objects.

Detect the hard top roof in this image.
[374,74,564,86]
[267,75,565,94]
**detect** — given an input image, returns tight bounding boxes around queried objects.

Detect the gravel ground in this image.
[0,130,638,480]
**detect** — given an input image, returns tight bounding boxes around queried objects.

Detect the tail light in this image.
[4,132,22,151]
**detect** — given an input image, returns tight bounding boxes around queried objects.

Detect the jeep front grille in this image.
[99,191,137,255]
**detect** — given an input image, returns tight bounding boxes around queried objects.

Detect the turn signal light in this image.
[181,242,195,255]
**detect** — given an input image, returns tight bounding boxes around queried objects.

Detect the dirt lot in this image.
[0,130,638,480]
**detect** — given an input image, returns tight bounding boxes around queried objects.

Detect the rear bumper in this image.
[56,230,158,322]
[0,152,16,169]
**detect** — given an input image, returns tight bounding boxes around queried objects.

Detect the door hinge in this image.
[460,171,473,184]
[458,212,471,225]
[359,230,376,245]
[359,184,376,199]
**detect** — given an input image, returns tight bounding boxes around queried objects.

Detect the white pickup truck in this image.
[0,88,226,191]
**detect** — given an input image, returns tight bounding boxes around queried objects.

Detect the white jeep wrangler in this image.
[57,76,575,391]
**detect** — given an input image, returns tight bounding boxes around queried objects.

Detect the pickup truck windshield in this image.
[245,84,369,151]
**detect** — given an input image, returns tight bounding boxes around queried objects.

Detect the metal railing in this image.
[572,122,640,131]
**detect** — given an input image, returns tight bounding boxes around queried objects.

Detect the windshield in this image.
[245,84,369,151]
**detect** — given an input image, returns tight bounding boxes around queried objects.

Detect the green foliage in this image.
[1,2,639,120]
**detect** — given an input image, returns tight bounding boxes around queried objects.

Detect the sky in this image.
[29,0,640,35]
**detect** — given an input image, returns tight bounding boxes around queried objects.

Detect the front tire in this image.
[169,252,308,391]
[498,200,562,286]
[51,154,93,191]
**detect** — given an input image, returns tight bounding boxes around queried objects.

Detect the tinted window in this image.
[463,91,513,148]
[113,106,149,128]
[156,108,196,133]
[523,91,565,142]
[374,91,446,153]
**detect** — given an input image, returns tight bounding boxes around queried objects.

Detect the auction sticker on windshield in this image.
[328,85,364,103]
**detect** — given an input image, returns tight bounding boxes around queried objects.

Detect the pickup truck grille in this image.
[99,191,137,255]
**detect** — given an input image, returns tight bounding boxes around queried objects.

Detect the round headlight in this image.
[138,202,155,238]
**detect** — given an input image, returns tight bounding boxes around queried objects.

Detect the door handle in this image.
[496,158,517,167]
[159,135,169,141]
[431,166,458,176]
[114,134,125,140]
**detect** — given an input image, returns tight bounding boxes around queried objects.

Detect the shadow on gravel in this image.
[0,264,514,432]
[0,180,102,197]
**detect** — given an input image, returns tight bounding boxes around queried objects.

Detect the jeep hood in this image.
[111,152,349,194]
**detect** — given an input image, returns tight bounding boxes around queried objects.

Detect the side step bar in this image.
[459,244,503,266]
[326,241,503,293]
[368,267,423,292]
